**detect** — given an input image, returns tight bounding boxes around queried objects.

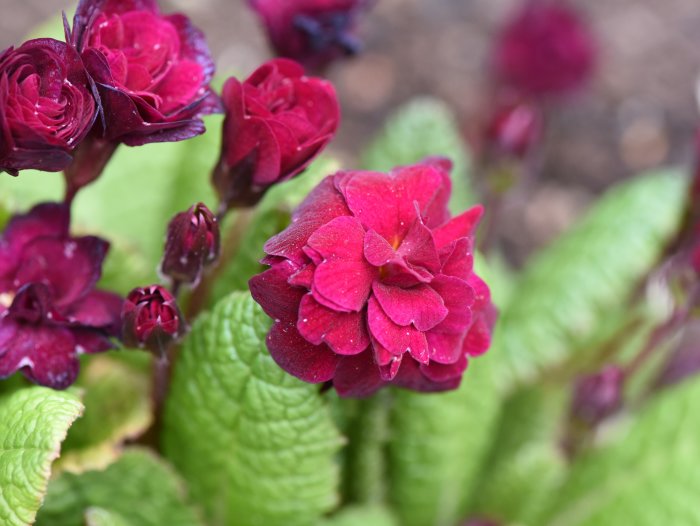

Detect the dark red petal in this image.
[372,282,447,332]
[333,351,385,398]
[297,294,369,355]
[396,217,440,273]
[433,206,483,249]
[391,356,462,393]
[430,274,474,334]
[65,289,124,334]
[249,260,305,324]
[463,314,493,357]
[267,321,339,383]
[18,325,79,389]
[367,296,429,364]
[420,353,468,383]
[440,238,474,280]
[425,330,464,364]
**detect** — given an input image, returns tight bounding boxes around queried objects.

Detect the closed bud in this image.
[161,203,220,287]
[121,285,184,356]
[571,366,624,427]
[485,98,543,160]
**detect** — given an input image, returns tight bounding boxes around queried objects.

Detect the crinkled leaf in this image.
[319,505,399,526]
[209,157,338,304]
[162,292,342,526]
[361,96,476,213]
[35,448,202,526]
[497,170,687,390]
[544,376,700,526]
[0,386,83,526]
[57,356,152,473]
[388,357,501,526]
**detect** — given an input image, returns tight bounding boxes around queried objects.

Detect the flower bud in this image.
[161,203,220,287]
[570,366,624,427]
[121,285,184,356]
[493,0,596,98]
[485,98,543,160]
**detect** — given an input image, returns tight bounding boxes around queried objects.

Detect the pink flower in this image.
[250,159,496,397]
[0,203,122,389]
[213,59,340,209]
[0,39,97,176]
[493,0,596,98]
[248,0,371,72]
[71,0,219,145]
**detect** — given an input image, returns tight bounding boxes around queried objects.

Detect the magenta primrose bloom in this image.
[0,203,122,389]
[493,0,596,97]
[248,0,370,71]
[250,159,495,397]
[213,58,340,209]
[71,0,219,145]
[0,39,97,176]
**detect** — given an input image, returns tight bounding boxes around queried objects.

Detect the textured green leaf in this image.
[361,97,476,213]
[497,170,687,390]
[0,387,83,526]
[57,356,152,473]
[209,157,338,304]
[388,357,501,526]
[319,505,399,526]
[544,377,700,526]
[36,448,202,526]
[162,292,342,526]
[85,508,134,526]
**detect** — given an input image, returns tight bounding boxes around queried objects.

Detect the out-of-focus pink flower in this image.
[493,0,596,98]
[213,58,340,209]
[248,0,371,72]
[161,203,220,287]
[121,285,183,356]
[71,0,219,145]
[0,39,97,176]
[485,97,543,160]
[0,203,122,389]
[250,158,496,397]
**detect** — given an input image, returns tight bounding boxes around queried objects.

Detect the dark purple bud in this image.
[160,203,220,287]
[571,366,624,427]
[121,285,184,356]
[654,323,700,389]
[485,98,543,160]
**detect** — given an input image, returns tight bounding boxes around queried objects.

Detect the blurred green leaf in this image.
[162,292,342,526]
[85,508,133,526]
[319,505,399,526]
[0,387,83,526]
[543,376,700,526]
[361,97,477,213]
[36,448,203,526]
[496,170,687,391]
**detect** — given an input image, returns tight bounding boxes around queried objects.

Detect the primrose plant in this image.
[0,1,698,526]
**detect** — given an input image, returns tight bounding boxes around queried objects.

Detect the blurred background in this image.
[3,0,700,263]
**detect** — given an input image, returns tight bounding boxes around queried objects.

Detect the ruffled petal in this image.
[267,321,339,383]
[367,296,428,364]
[297,294,369,355]
[372,281,447,332]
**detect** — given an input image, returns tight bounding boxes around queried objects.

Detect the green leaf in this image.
[361,97,476,213]
[208,157,338,304]
[543,377,700,526]
[387,357,501,526]
[0,387,83,526]
[162,292,343,526]
[319,505,399,526]
[57,356,152,473]
[36,448,203,526]
[497,170,687,390]
[85,508,134,526]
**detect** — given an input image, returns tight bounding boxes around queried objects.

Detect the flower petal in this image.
[333,350,385,398]
[249,260,304,323]
[372,281,447,332]
[267,321,339,383]
[297,294,369,355]
[367,296,429,364]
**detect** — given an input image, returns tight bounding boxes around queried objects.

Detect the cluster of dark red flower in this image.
[1,0,496,396]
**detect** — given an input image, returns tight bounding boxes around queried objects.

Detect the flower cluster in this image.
[250,159,495,397]
[0,203,122,388]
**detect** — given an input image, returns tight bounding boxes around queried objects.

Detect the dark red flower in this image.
[71,0,219,145]
[0,203,122,389]
[213,58,340,210]
[485,97,543,160]
[250,159,495,397]
[121,285,183,356]
[160,203,220,287]
[570,366,624,427]
[0,39,97,176]
[493,0,596,97]
[248,0,371,72]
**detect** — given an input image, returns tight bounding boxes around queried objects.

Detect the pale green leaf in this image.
[36,448,203,526]
[361,97,476,212]
[162,292,342,526]
[497,170,687,390]
[544,377,700,526]
[0,387,83,526]
[319,505,399,526]
[85,507,133,526]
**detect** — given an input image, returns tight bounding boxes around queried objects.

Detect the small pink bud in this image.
[161,203,220,287]
[485,99,543,160]
[122,285,184,356]
[571,366,624,427]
